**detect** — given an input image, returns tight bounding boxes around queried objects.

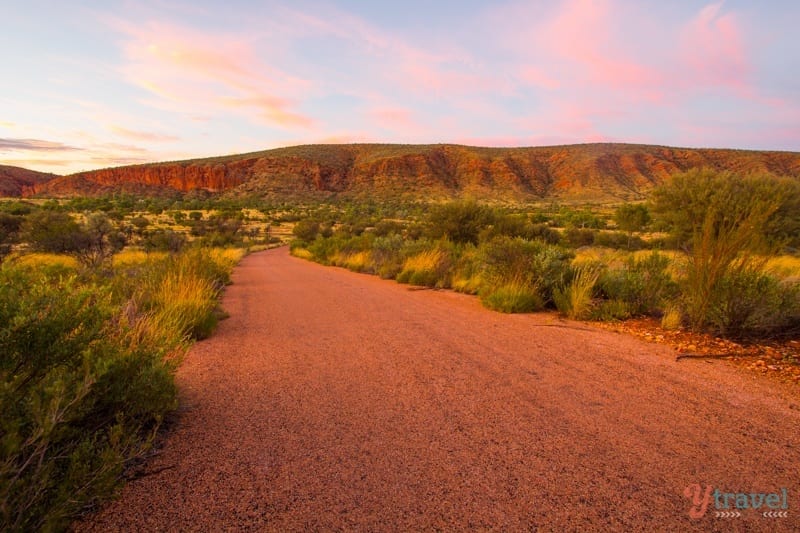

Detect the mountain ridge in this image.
[15,143,800,201]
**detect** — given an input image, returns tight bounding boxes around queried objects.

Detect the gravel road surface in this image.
[80,247,800,531]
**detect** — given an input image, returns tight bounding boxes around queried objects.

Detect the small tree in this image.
[73,213,126,268]
[0,213,22,261]
[425,200,495,245]
[21,211,125,269]
[21,210,84,254]
[614,203,650,249]
[652,169,798,333]
[292,220,321,242]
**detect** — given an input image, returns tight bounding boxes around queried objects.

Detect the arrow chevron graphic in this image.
[714,511,741,518]
[763,511,789,518]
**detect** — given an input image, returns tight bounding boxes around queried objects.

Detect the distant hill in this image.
[20,143,800,202]
[0,165,57,197]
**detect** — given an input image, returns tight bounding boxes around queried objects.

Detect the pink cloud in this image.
[108,18,314,129]
[679,2,751,93]
[110,125,179,142]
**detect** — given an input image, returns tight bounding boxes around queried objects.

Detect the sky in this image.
[1,0,798,175]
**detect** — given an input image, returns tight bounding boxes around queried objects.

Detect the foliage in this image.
[0,246,239,530]
[652,169,798,332]
[292,219,321,243]
[480,282,544,313]
[554,264,601,319]
[614,203,651,233]
[425,200,495,244]
[597,252,677,317]
[478,236,573,304]
[21,212,126,269]
[704,269,799,337]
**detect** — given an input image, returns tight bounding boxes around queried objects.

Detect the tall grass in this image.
[396,247,452,288]
[554,264,601,319]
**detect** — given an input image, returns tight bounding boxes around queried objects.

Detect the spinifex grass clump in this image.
[554,264,601,319]
[396,246,453,288]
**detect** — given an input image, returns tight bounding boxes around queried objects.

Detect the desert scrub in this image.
[597,252,677,317]
[0,245,241,530]
[478,236,573,305]
[554,264,602,319]
[396,242,454,288]
[0,266,176,532]
[480,281,544,313]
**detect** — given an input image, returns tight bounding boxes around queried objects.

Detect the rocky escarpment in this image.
[0,165,57,196]
[21,143,800,201]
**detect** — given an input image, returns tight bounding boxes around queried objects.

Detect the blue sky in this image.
[1,0,798,174]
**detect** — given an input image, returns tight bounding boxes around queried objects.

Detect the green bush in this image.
[425,201,495,244]
[704,269,800,337]
[291,219,321,242]
[478,236,573,304]
[597,252,677,317]
[0,268,176,531]
[371,234,405,279]
[563,227,596,247]
[594,231,646,250]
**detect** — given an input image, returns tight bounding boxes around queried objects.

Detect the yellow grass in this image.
[332,251,371,271]
[208,247,246,268]
[112,249,168,267]
[451,273,482,294]
[764,255,800,280]
[11,253,78,269]
[403,249,445,272]
[291,247,313,260]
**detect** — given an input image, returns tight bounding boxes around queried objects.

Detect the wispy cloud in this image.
[110,125,179,142]
[0,138,83,152]
[107,18,315,129]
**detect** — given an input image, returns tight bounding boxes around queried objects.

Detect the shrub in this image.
[615,203,651,233]
[480,282,543,313]
[0,267,178,531]
[292,220,321,242]
[563,227,596,247]
[652,169,798,333]
[594,231,646,250]
[478,236,573,304]
[371,234,405,279]
[397,245,453,288]
[554,264,601,319]
[425,201,495,244]
[597,252,677,317]
[704,269,800,337]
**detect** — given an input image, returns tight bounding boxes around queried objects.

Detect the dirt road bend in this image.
[81,247,800,531]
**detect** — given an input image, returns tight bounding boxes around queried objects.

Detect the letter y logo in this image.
[684,483,713,518]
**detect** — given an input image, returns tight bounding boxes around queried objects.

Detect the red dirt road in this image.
[82,247,800,531]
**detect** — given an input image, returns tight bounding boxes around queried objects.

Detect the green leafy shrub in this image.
[704,269,800,337]
[597,252,677,317]
[291,219,321,243]
[594,231,646,250]
[564,227,596,247]
[478,236,573,304]
[0,269,175,531]
[425,201,495,244]
[652,169,796,332]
